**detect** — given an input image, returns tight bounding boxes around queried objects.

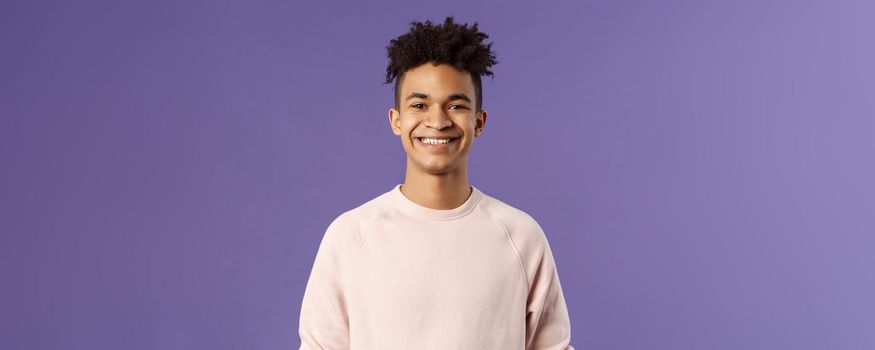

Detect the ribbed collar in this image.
[389,184,482,221]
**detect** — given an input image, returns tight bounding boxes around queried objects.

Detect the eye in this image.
[411,103,426,109]
[449,105,468,110]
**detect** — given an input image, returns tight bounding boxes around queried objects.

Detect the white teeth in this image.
[420,138,453,144]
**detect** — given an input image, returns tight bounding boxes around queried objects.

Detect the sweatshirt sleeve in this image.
[524,222,575,350]
[299,212,362,350]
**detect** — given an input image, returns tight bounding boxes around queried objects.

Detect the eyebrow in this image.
[404,92,472,103]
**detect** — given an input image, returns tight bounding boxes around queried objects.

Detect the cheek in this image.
[399,118,415,131]
[401,122,419,140]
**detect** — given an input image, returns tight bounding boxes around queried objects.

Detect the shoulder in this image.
[478,192,549,252]
[321,189,394,246]
[477,191,554,290]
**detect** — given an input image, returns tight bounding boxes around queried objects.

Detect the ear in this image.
[388,108,402,136]
[475,109,487,136]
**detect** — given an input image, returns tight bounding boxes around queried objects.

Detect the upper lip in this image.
[416,135,459,139]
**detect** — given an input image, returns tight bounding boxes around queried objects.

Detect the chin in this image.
[417,161,457,175]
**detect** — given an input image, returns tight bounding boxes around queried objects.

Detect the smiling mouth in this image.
[416,137,460,145]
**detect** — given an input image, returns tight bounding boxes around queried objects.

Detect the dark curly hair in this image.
[384,16,498,112]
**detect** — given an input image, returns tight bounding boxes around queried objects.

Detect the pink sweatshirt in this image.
[299,184,574,349]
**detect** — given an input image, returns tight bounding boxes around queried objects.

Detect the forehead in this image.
[400,63,475,96]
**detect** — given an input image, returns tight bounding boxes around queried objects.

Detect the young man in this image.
[299,16,574,349]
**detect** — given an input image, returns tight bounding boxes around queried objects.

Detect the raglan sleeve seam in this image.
[481,205,531,292]
[341,214,370,294]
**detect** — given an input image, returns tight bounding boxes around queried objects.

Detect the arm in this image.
[299,213,361,350]
[525,228,575,350]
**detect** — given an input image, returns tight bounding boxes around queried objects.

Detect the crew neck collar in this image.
[389,183,482,221]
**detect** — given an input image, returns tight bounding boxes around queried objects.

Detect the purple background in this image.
[2,0,874,349]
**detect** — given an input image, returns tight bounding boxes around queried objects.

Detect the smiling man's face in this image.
[388,62,487,177]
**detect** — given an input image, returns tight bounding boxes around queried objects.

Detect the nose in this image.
[425,107,453,130]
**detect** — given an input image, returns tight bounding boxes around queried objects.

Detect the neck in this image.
[400,163,472,210]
